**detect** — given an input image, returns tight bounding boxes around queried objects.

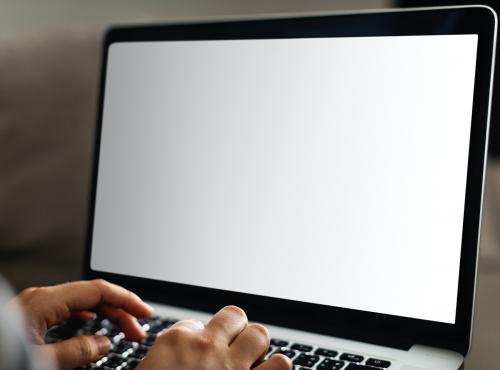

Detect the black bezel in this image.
[85,7,496,356]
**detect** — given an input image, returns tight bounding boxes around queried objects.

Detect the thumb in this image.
[45,335,111,370]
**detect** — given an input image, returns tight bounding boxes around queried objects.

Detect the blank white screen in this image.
[91,35,478,324]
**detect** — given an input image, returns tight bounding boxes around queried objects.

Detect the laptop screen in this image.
[91,34,478,325]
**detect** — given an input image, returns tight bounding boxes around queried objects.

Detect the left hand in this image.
[13,279,154,370]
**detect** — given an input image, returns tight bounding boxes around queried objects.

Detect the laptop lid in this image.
[84,6,496,356]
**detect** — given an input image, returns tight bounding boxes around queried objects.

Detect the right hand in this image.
[137,305,292,370]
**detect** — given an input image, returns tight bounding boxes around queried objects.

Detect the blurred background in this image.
[0,0,497,368]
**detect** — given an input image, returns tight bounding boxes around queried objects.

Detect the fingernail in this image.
[95,336,111,355]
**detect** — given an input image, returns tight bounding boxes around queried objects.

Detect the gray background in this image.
[0,1,497,368]
[0,0,388,34]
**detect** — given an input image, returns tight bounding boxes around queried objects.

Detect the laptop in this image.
[47,5,497,370]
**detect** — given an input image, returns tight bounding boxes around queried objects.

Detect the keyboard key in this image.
[46,325,78,340]
[130,344,150,359]
[124,358,141,370]
[81,320,104,334]
[340,353,364,363]
[366,358,391,368]
[106,326,122,336]
[105,326,125,343]
[100,319,113,328]
[317,358,345,370]
[345,364,378,370]
[142,333,157,346]
[148,324,165,334]
[147,319,162,327]
[275,348,297,359]
[291,343,313,352]
[104,355,127,368]
[271,339,289,347]
[315,348,338,358]
[293,354,320,367]
[138,318,152,326]
[113,340,137,355]
[65,318,89,330]
[161,319,177,328]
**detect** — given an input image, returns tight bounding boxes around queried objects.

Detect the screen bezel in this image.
[85,6,496,355]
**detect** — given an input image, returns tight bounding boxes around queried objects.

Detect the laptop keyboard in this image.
[44,314,392,370]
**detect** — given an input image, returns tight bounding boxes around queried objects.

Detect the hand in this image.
[137,305,292,370]
[13,279,153,370]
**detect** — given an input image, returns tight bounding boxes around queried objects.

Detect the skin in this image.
[138,306,292,370]
[12,279,293,370]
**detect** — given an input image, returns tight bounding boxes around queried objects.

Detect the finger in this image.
[70,311,97,321]
[99,303,146,342]
[254,354,293,370]
[205,305,247,344]
[44,280,153,326]
[230,323,270,367]
[44,335,111,370]
[169,319,205,331]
